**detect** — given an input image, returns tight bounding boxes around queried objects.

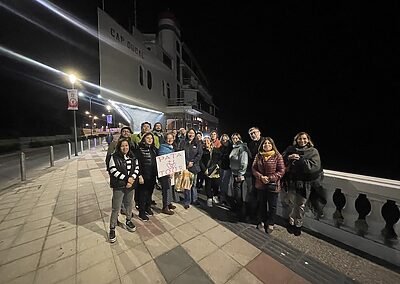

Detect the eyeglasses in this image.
[249,131,259,136]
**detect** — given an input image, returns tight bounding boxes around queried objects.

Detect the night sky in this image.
[1,0,399,180]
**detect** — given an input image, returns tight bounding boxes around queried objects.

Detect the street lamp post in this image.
[79,93,102,136]
[69,74,78,156]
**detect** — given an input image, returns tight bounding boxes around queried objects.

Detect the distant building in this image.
[98,9,218,133]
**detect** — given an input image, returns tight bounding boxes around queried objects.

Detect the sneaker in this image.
[266,225,274,234]
[184,204,190,209]
[212,196,220,204]
[161,207,174,215]
[168,204,176,210]
[207,198,213,207]
[145,208,154,216]
[293,226,302,236]
[139,212,149,222]
[125,220,136,232]
[256,222,265,230]
[109,229,116,243]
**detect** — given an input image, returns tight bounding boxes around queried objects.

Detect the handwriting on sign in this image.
[156,151,186,177]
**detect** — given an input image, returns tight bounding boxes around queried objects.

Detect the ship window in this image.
[139,66,144,86]
[167,82,171,99]
[147,70,152,89]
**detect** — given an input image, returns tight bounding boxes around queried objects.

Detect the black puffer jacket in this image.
[136,145,158,180]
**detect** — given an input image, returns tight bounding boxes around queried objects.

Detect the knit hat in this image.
[120,126,132,134]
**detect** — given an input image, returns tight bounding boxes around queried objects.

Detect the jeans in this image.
[110,187,134,228]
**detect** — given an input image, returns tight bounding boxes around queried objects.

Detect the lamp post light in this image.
[68,74,78,156]
[79,92,102,136]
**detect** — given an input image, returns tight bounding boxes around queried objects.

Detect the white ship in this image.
[98,9,218,133]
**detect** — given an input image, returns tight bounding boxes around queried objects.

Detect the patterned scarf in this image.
[260,150,275,161]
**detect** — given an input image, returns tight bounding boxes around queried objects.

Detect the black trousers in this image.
[205,176,220,198]
[257,189,279,225]
[137,177,156,213]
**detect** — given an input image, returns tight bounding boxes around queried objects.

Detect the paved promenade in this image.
[0,146,399,283]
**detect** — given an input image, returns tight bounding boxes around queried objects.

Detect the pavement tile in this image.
[114,243,152,277]
[77,258,119,284]
[189,215,219,233]
[3,209,31,221]
[226,268,263,284]
[39,239,76,268]
[6,271,36,284]
[78,242,113,272]
[203,225,237,247]
[198,249,242,284]
[154,245,194,282]
[170,222,201,244]
[14,226,47,246]
[158,214,186,231]
[54,203,76,215]
[221,236,261,266]
[120,260,166,284]
[246,252,308,284]
[0,252,40,283]
[77,210,102,226]
[44,227,76,249]
[0,237,45,265]
[78,231,108,252]
[0,236,16,251]
[0,217,26,231]
[170,264,214,284]
[144,232,179,259]
[181,234,218,262]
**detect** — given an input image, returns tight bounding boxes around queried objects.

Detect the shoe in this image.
[184,204,190,209]
[266,225,274,234]
[151,200,157,206]
[125,220,136,232]
[135,204,139,210]
[293,226,302,236]
[109,228,116,243]
[256,222,265,230]
[212,196,220,204]
[162,207,175,215]
[168,204,176,210]
[145,208,154,216]
[207,198,213,207]
[287,224,295,234]
[139,212,149,221]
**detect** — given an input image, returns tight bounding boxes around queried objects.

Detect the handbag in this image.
[206,164,220,178]
[266,182,278,191]
[205,150,220,178]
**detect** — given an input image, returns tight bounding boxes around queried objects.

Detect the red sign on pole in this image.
[67,89,78,110]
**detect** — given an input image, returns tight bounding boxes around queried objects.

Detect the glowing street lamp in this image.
[68,74,78,156]
[79,92,102,136]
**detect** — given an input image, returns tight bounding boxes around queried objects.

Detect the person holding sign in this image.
[157,132,177,215]
[176,128,203,209]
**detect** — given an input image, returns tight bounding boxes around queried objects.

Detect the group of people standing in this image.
[105,121,326,243]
